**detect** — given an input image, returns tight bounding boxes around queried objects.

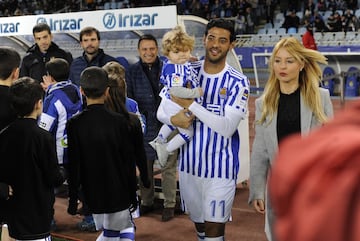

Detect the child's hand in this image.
[188,55,198,62]
[198,87,204,96]
[41,75,55,91]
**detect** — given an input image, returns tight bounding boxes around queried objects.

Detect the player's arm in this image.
[157,97,195,128]
[38,96,58,133]
[172,85,249,138]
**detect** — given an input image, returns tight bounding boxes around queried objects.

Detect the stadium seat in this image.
[298,27,306,35]
[322,10,332,21]
[277,28,286,35]
[322,66,336,96]
[345,66,360,97]
[104,2,110,9]
[264,23,273,29]
[267,28,277,34]
[116,56,130,70]
[287,27,297,34]
[159,56,168,62]
[110,2,117,9]
[257,28,267,34]
[356,9,360,18]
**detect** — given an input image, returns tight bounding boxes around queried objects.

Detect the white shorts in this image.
[179,171,236,223]
[162,97,183,117]
[93,209,133,231]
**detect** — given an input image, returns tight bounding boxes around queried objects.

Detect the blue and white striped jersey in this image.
[39,80,83,165]
[179,60,250,180]
[126,97,146,133]
[160,60,200,99]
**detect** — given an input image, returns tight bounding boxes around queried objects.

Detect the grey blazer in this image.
[249,87,334,241]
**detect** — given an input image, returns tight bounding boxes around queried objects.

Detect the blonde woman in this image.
[249,37,334,241]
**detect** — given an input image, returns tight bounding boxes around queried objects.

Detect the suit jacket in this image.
[125,58,163,161]
[249,87,333,241]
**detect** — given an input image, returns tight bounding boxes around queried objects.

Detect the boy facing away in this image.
[0,77,65,241]
[66,66,140,241]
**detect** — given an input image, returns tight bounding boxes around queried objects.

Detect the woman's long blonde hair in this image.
[258,37,328,125]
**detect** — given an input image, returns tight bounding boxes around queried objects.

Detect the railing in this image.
[235,31,360,47]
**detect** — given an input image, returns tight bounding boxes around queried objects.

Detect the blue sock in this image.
[120,227,135,241]
[197,231,205,240]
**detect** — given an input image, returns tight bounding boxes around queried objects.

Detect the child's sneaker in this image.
[154,142,169,168]
[149,138,169,168]
[77,216,96,232]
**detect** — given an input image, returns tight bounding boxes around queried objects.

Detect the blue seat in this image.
[287,27,297,34]
[345,66,360,97]
[116,56,129,70]
[322,66,336,96]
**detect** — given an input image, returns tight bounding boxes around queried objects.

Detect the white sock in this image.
[166,134,187,152]
[120,227,135,241]
[197,231,205,241]
[204,236,224,241]
[157,125,173,143]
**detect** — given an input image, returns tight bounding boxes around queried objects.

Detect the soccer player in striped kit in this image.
[157,19,250,241]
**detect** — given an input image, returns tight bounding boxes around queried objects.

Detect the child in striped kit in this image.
[150,25,203,167]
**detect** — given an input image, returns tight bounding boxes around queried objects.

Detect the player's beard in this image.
[85,46,98,55]
[205,47,228,64]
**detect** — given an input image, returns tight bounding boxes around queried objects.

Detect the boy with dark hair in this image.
[0,47,20,131]
[67,66,140,241]
[0,46,20,241]
[68,27,120,227]
[39,58,83,169]
[20,22,73,83]
[0,77,65,241]
[38,58,83,230]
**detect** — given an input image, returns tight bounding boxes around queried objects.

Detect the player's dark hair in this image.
[138,34,158,49]
[205,18,236,42]
[10,77,44,117]
[80,66,109,98]
[79,26,100,41]
[0,47,20,80]
[45,58,70,82]
[33,22,51,35]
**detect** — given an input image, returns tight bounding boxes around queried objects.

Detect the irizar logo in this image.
[37,17,83,31]
[0,22,20,33]
[103,12,159,29]
[103,13,116,29]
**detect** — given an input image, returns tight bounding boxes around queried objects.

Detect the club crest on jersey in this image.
[219,87,227,99]
[241,89,249,101]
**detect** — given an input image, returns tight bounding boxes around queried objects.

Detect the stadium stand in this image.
[1,0,360,99]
